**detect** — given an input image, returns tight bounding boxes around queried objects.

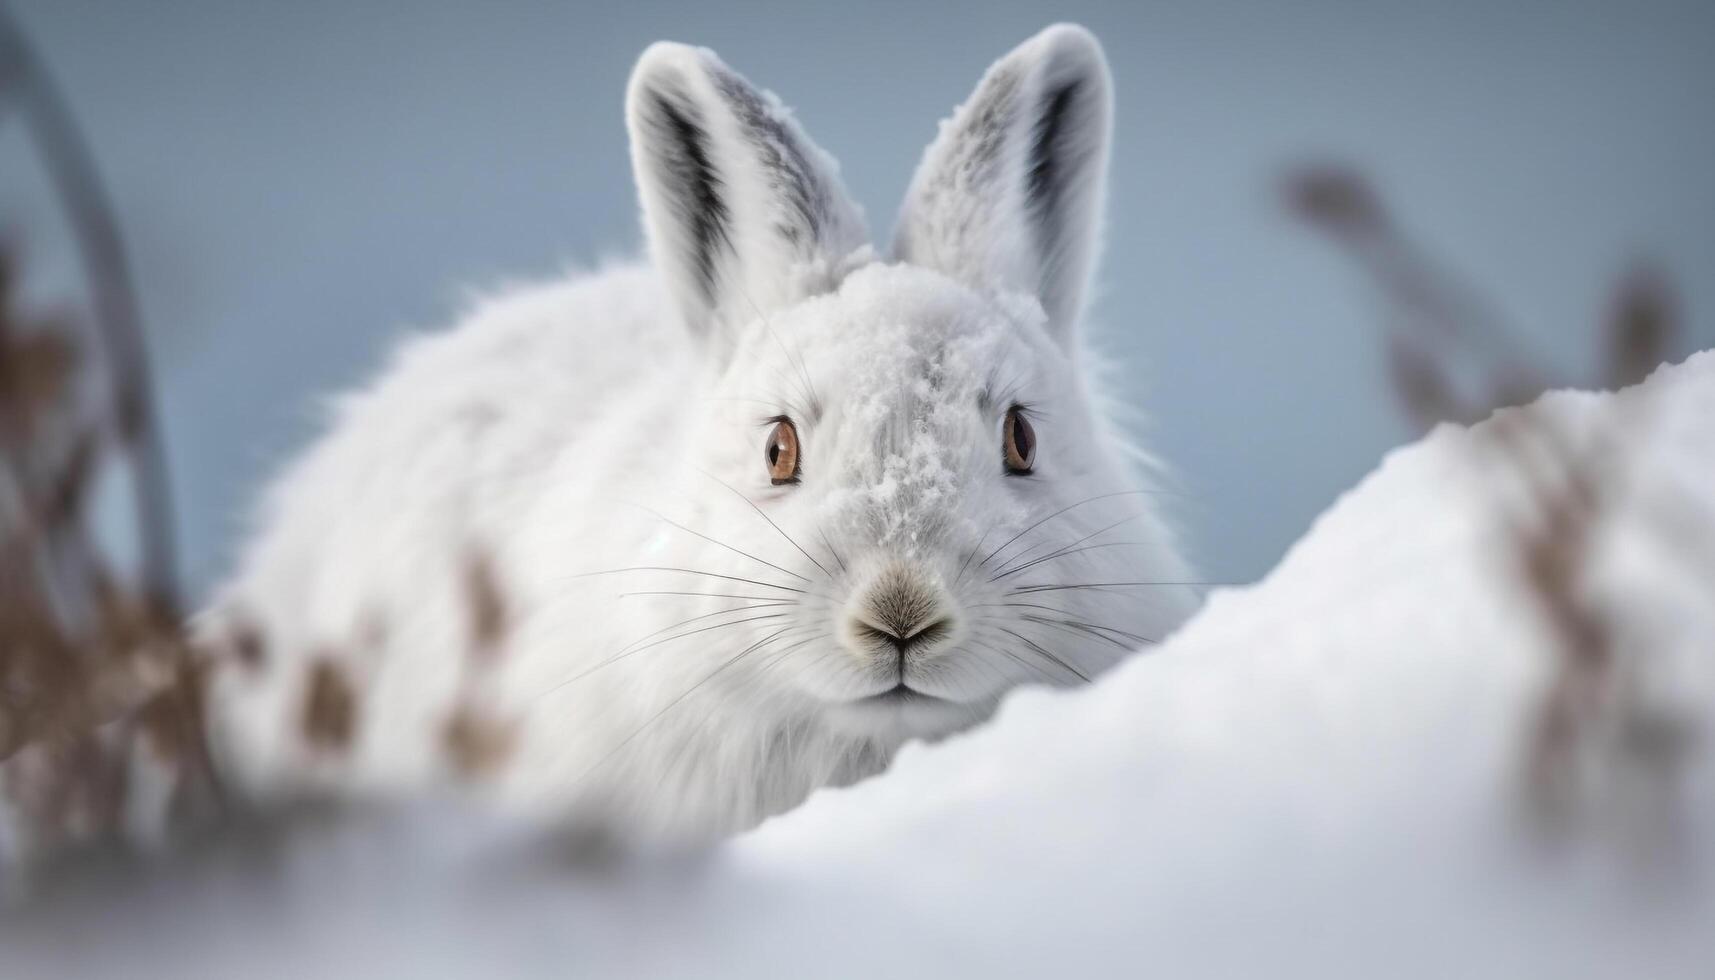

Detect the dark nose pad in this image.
[853,615,955,656]
[849,562,956,666]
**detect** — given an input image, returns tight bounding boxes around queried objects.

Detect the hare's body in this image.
[204,25,1197,844]
[205,266,691,804]
[209,264,908,836]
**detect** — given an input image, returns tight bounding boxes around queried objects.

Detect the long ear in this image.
[893,24,1112,344]
[627,43,868,346]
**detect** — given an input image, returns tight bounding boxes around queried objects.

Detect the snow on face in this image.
[721,262,1054,567]
[683,260,1171,733]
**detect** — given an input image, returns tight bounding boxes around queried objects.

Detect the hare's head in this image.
[626,26,1193,740]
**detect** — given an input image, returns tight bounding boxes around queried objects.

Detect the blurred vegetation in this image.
[2,5,217,874]
[1289,165,1704,865]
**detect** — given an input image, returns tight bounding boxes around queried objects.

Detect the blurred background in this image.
[3,0,1711,596]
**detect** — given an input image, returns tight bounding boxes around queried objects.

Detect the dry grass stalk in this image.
[1288,166,1704,861]
[2,9,220,873]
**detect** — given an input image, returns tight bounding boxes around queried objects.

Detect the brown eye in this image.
[1003,406,1035,475]
[765,418,801,485]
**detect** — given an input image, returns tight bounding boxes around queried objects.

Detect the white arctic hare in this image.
[203,24,1197,845]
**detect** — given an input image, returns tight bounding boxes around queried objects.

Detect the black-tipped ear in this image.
[626,43,869,346]
[893,24,1112,344]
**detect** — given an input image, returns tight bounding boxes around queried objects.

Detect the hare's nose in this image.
[852,613,955,654]
[846,561,957,658]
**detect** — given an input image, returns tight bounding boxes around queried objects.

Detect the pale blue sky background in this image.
[4,0,1712,594]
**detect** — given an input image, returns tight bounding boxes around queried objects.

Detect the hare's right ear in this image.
[893,25,1112,346]
[627,43,868,350]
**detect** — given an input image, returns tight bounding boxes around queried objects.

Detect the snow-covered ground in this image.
[4,353,1712,977]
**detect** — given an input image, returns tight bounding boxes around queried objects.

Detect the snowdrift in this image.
[5,353,1713,977]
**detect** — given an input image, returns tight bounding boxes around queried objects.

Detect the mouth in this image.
[855,683,948,706]
[823,680,973,738]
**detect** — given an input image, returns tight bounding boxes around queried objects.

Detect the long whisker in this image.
[572,567,808,595]
[964,632,1064,686]
[655,628,827,779]
[973,600,1161,647]
[696,467,833,579]
[976,599,1089,615]
[626,503,810,583]
[535,610,787,699]
[953,636,1015,694]
[952,525,995,589]
[730,623,825,684]
[815,526,849,575]
[990,518,1132,580]
[786,637,854,687]
[609,601,796,654]
[1018,614,1150,651]
[991,512,1147,579]
[572,625,793,785]
[990,625,1091,683]
[979,490,1161,572]
[619,590,796,602]
[1008,581,1219,595]
[753,631,832,677]
[991,541,1156,581]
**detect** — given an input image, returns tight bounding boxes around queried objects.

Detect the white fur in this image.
[202,25,1197,846]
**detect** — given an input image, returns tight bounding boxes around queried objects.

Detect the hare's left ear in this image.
[893,25,1112,345]
[627,43,868,349]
